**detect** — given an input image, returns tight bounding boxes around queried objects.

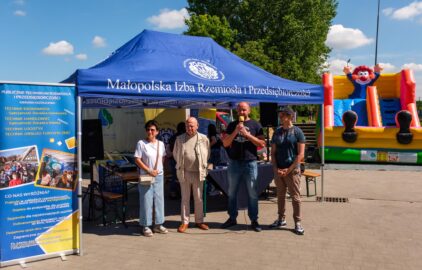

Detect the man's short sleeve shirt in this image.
[226,119,263,161]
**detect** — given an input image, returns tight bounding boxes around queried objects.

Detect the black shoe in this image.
[221,218,237,229]
[251,221,262,232]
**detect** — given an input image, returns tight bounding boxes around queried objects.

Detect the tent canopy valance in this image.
[64,30,323,108]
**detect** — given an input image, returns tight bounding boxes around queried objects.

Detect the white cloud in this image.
[402,63,422,71]
[325,59,354,75]
[147,8,190,29]
[324,60,399,74]
[326,24,373,50]
[92,36,106,48]
[385,1,422,20]
[14,10,26,16]
[378,62,398,73]
[75,54,88,60]
[382,8,394,16]
[42,41,74,56]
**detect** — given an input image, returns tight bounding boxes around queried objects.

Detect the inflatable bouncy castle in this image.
[321,65,422,164]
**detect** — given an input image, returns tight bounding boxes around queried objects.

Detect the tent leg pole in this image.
[77,96,84,255]
[320,103,325,202]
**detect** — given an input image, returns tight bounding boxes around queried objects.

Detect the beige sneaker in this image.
[153,225,168,234]
[142,227,153,237]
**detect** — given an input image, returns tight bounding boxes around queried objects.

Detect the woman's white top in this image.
[134,139,166,175]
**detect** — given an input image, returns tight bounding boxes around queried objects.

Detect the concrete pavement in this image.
[5,166,422,270]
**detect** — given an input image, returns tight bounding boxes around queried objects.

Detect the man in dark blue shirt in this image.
[221,102,266,232]
[270,107,306,235]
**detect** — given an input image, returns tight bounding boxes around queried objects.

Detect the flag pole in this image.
[375,0,381,65]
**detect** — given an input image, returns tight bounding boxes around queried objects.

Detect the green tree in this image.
[249,107,260,121]
[233,40,283,76]
[185,14,237,49]
[186,0,337,84]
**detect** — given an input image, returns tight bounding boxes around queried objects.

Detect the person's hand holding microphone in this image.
[238,115,251,138]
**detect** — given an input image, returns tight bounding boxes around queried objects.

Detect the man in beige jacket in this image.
[173,117,210,233]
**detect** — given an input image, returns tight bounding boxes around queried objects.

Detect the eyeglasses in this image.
[146,128,157,132]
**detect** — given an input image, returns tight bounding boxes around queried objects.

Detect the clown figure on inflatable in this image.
[343,64,383,99]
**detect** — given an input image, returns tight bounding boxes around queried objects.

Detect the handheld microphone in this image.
[238,116,245,137]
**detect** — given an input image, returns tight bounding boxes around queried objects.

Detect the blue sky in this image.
[328,0,422,100]
[1,0,422,99]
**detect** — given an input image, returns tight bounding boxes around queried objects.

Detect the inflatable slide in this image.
[321,66,422,164]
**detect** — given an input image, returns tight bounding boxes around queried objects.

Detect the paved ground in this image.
[5,165,422,270]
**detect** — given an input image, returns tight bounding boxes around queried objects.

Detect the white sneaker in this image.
[294,222,305,235]
[142,227,153,237]
[153,225,168,234]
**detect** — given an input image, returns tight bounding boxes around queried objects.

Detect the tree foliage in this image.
[185,14,237,49]
[232,40,283,76]
[186,0,338,84]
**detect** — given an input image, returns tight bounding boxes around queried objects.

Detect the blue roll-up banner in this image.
[0,83,79,266]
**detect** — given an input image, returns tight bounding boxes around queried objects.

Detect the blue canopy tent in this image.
[65,30,323,108]
[67,30,326,245]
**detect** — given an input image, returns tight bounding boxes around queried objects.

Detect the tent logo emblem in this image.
[183,59,225,81]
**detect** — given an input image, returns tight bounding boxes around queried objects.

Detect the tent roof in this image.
[65,30,323,108]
